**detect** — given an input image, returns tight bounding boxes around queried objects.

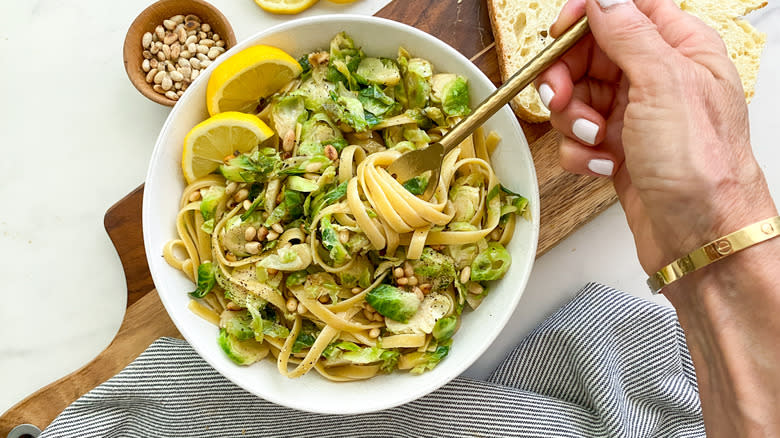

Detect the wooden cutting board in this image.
[0,1,616,434]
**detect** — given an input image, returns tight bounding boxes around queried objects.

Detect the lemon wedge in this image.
[181,112,274,183]
[206,45,302,115]
[254,0,319,14]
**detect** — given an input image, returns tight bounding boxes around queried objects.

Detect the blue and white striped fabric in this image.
[40,283,704,437]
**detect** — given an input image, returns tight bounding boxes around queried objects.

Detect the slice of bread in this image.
[488,0,767,123]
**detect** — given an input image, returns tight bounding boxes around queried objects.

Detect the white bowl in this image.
[143,14,540,414]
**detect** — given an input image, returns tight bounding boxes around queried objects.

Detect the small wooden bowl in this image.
[123,0,237,106]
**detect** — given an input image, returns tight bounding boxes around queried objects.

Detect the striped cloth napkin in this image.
[40,283,704,437]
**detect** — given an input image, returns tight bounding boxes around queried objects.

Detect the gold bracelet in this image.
[647,216,780,294]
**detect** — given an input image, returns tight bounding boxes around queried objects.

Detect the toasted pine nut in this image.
[420,283,432,294]
[467,282,483,295]
[225,252,237,262]
[271,223,284,234]
[403,262,414,277]
[286,298,298,312]
[460,267,471,284]
[234,188,249,202]
[244,226,257,241]
[225,182,238,197]
[407,276,418,286]
[363,308,374,320]
[296,303,307,315]
[244,241,261,255]
[266,230,279,241]
[324,144,338,160]
[369,328,381,338]
[267,268,278,275]
[397,277,409,286]
[256,226,269,241]
[188,190,201,202]
[305,161,323,173]
[282,130,296,152]
[393,267,404,278]
[413,287,424,302]
[226,301,241,311]
[339,230,350,244]
[318,295,330,303]
[351,287,362,294]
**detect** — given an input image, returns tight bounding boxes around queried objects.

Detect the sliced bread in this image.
[488,0,767,123]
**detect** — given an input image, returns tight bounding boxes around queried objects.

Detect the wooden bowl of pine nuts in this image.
[123,0,237,106]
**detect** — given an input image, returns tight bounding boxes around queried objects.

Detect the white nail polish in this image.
[572,118,599,145]
[597,0,630,8]
[588,159,614,176]
[538,83,554,109]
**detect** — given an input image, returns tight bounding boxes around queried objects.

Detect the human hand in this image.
[536,0,777,273]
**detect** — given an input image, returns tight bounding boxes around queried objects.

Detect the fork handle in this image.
[440,16,591,152]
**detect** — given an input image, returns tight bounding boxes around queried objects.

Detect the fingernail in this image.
[572,118,599,145]
[538,83,554,109]
[588,159,614,176]
[597,0,630,9]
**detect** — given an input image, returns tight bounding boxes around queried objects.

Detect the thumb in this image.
[585,0,678,87]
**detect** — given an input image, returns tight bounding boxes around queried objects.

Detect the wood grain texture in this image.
[0,291,180,436]
[104,185,153,309]
[0,0,617,432]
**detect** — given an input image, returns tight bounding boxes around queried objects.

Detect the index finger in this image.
[550,0,587,38]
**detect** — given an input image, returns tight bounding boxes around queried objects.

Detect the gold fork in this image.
[386,16,590,200]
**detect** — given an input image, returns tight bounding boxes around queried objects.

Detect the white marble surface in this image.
[0,0,777,416]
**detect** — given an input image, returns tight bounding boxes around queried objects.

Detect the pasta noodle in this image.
[163,32,530,381]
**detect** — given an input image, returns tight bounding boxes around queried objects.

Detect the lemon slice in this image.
[181,112,274,183]
[206,45,303,115]
[254,0,319,14]
[326,0,359,3]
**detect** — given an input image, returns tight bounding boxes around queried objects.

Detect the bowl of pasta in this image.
[143,14,539,414]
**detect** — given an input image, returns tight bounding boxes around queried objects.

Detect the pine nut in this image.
[296,303,307,315]
[363,308,374,320]
[467,282,483,295]
[351,287,362,294]
[165,91,178,100]
[282,130,296,152]
[266,231,279,241]
[156,50,166,61]
[190,57,201,69]
[199,31,207,39]
[413,287,424,302]
[225,181,238,196]
[460,267,471,284]
[162,44,171,59]
[339,230,350,244]
[196,52,209,61]
[149,44,159,55]
[161,74,173,91]
[153,70,165,84]
[200,38,215,47]
[188,190,202,202]
[286,298,298,312]
[408,276,418,286]
[153,84,164,93]
[245,241,261,255]
[177,27,187,43]
[142,32,153,49]
[201,23,211,32]
[420,283,432,294]
[256,227,269,241]
[149,58,158,69]
[180,50,191,60]
[163,32,177,45]
[178,66,191,78]
[170,70,184,82]
[213,33,220,41]
[185,35,198,46]
[271,223,284,234]
[318,295,329,303]
[403,262,414,277]
[207,48,220,60]
[226,301,241,311]
[267,269,279,277]
[397,277,409,286]
[305,161,323,173]
[234,188,249,202]
[171,14,185,24]
[369,328,381,338]
[324,145,339,160]
[184,14,201,23]
[177,90,184,97]
[188,43,198,54]
[165,61,175,72]
[155,25,165,40]
[191,69,200,81]
[373,313,384,322]
[143,50,153,59]
[142,59,151,72]
[244,226,257,241]
[197,44,209,54]
[393,267,404,278]
[242,199,252,210]
[170,44,180,60]
[225,252,237,262]
[216,40,225,48]
[163,19,176,30]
